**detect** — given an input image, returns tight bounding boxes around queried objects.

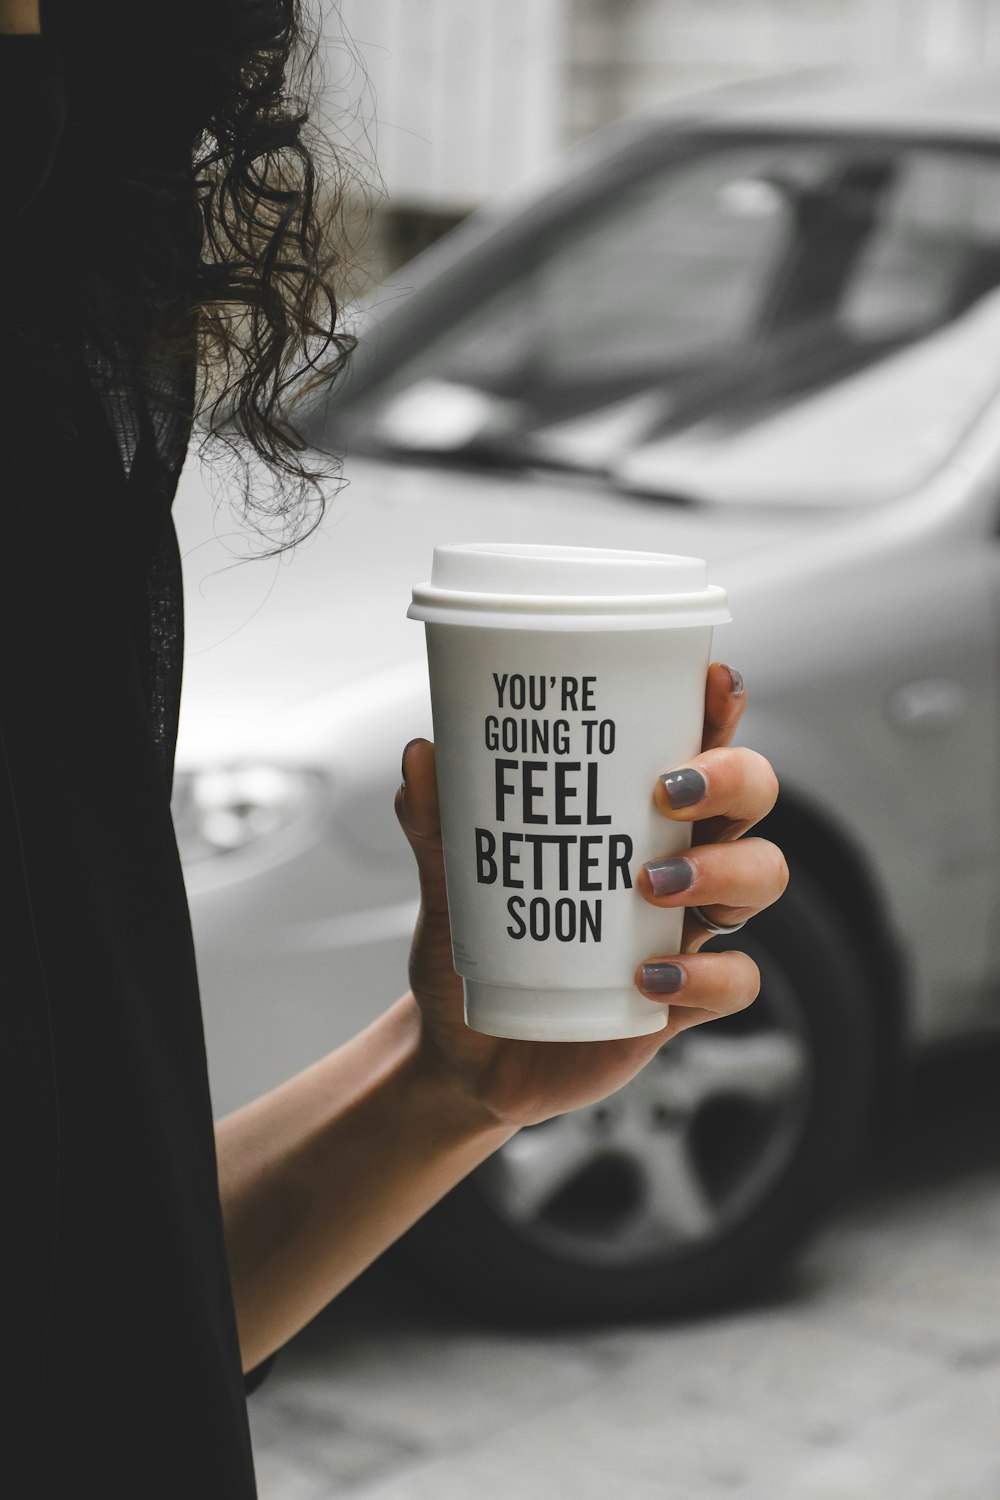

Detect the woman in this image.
[0,2,787,1494]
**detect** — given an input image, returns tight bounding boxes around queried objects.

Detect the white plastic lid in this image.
[408,542,730,631]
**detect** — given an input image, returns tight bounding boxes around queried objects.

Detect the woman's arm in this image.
[215,996,513,1374]
[216,664,786,1372]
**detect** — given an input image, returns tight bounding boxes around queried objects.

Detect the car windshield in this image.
[333,135,1000,505]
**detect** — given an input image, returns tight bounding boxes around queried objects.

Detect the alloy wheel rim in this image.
[473,947,813,1270]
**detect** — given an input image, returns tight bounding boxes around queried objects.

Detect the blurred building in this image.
[328,0,1000,277]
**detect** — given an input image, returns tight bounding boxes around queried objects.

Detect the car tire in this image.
[396,862,884,1325]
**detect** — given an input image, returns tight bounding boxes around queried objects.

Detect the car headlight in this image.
[171,764,328,865]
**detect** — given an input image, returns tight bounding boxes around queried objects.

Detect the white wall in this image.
[563,0,867,142]
[861,0,1000,67]
[321,0,1000,219]
[328,0,564,210]
[564,0,1000,143]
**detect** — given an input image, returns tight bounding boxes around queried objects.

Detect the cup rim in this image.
[408,582,732,630]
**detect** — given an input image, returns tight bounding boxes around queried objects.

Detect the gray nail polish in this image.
[725,664,745,696]
[640,962,685,994]
[660,767,706,809]
[644,856,694,896]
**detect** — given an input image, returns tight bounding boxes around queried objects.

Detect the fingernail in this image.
[640,961,686,995]
[643,856,694,896]
[724,664,745,696]
[660,767,706,809]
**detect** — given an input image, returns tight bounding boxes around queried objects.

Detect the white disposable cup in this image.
[408,543,731,1041]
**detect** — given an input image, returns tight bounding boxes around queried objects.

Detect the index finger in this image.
[701,662,746,751]
[395,737,441,843]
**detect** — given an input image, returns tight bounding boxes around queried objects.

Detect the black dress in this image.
[2,18,259,1497]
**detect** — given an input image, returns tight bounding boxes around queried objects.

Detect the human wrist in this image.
[397,992,519,1148]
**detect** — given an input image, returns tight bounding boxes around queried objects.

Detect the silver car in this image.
[173,67,1000,1323]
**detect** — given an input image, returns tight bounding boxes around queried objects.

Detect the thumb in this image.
[394,738,449,918]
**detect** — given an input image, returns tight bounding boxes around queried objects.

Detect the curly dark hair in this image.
[29,0,366,555]
[188,0,364,552]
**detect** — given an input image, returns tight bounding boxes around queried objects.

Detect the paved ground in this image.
[246,1039,1000,1499]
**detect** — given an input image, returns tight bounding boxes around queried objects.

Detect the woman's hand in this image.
[218,663,786,1367]
[395,662,787,1131]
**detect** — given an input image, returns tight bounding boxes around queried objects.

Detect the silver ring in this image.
[689,905,748,937]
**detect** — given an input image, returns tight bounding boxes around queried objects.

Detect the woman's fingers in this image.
[701,661,746,752]
[394,738,449,921]
[634,948,761,1038]
[639,835,788,916]
[655,744,779,843]
[651,670,783,942]
[637,834,788,943]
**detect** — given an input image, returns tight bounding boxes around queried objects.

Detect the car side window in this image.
[348,135,1000,486]
[403,144,831,404]
[842,149,1000,338]
[530,148,803,386]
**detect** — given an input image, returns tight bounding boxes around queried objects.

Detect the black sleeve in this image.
[0,34,67,237]
[244,1354,279,1396]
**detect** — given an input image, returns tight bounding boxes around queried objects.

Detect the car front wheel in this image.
[399,864,884,1324]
